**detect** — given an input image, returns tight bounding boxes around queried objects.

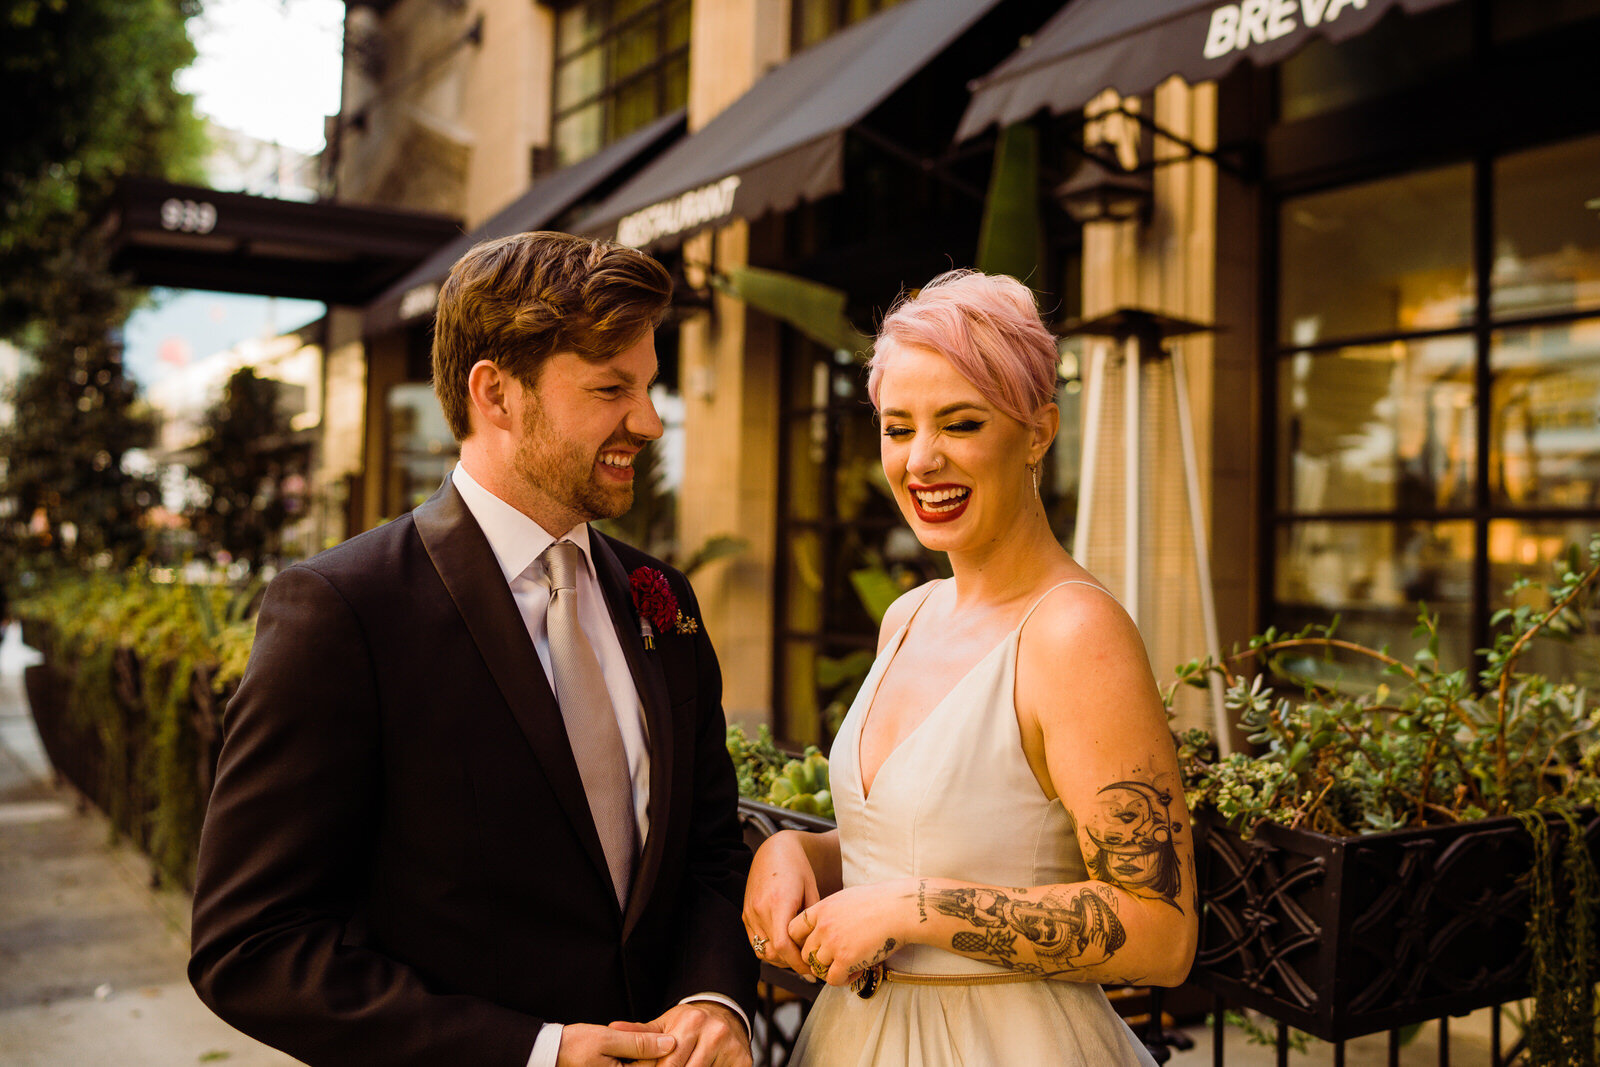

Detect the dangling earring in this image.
[1028,461,1041,497]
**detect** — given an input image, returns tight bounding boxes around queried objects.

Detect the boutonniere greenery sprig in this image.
[629,566,700,649]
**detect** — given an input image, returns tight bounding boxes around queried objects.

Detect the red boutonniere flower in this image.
[630,567,678,649]
[629,567,700,647]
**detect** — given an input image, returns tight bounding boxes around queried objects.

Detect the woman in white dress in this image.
[742,271,1198,1066]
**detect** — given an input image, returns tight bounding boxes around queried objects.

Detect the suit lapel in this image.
[413,481,615,900]
[589,534,675,937]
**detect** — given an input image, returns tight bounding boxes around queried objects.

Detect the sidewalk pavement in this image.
[0,623,296,1067]
[0,623,1507,1066]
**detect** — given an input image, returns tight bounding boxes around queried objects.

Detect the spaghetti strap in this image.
[897,579,944,636]
[1018,579,1120,629]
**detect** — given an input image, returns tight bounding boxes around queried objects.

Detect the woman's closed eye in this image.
[883,420,984,439]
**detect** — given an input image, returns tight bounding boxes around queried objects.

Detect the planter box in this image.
[19,617,53,658]
[1191,808,1600,1042]
[23,661,92,792]
[20,631,231,889]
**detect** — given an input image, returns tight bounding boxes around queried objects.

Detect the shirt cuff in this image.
[679,993,752,1043]
[526,1022,564,1067]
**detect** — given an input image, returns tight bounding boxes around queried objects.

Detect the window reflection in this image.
[557,45,604,106]
[1279,164,1474,345]
[1275,520,1475,674]
[387,383,458,515]
[1492,134,1600,319]
[558,2,604,51]
[552,0,689,167]
[1491,322,1600,508]
[1279,338,1475,514]
[1272,42,1600,683]
[555,104,603,170]
[792,0,905,50]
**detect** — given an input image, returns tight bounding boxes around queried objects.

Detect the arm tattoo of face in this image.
[927,886,1127,973]
[1083,778,1185,909]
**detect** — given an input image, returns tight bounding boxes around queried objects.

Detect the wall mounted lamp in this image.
[1053,154,1153,225]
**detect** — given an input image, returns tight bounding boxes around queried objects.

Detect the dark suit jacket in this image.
[189,480,757,1066]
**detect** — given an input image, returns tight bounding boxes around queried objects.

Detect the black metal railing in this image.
[738,798,1595,1066]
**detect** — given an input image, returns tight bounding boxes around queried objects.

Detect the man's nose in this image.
[629,390,664,442]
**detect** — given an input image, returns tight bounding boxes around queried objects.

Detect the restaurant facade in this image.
[316,0,1600,741]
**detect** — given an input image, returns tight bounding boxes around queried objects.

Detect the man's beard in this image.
[515,402,635,523]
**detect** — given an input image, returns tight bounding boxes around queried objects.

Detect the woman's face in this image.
[875,342,1051,555]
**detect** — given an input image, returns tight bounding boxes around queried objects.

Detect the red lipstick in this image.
[907,482,971,524]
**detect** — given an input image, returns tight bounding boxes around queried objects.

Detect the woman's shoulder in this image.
[876,579,942,652]
[1017,577,1145,674]
[1015,575,1164,735]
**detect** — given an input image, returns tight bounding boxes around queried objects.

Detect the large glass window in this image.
[1491,321,1600,508]
[553,0,689,167]
[1278,163,1474,345]
[1273,133,1600,675]
[792,0,904,51]
[1277,337,1476,515]
[776,337,912,746]
[387,383,458,516]
[1491,136,1600,320]
[1274,519,1477,676]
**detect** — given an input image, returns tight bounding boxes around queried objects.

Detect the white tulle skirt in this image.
[790,978,1158,1067]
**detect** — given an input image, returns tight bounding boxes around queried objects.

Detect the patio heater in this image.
[1067,308,1231,754]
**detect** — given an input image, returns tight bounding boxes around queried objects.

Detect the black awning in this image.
[103,178,462,305]
[363,109,687,335]
[958,0,1462,140]
[576,0,1005,250]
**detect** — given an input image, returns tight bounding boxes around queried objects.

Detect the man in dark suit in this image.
[190,232,757,1066]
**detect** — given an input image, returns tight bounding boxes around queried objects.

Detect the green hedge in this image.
[17,567,258,888]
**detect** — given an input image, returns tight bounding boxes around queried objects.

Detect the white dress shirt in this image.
[449,464,748,1067]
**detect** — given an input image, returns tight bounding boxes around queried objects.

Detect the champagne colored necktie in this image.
[539,540,636,905]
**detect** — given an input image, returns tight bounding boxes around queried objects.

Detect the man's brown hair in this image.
[431,231,673,440]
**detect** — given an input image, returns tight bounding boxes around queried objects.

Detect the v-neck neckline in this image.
[855,583,1020,804]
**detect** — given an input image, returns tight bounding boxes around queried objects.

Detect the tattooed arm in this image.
[904,874,1171,985]
[791,811,1191,988]
[1005,581,1199,985]
[788,583,1198,988]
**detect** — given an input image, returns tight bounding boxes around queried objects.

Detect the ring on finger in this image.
[807,949,828,978]
[751,935,768,956]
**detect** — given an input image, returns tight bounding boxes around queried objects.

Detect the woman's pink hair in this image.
[867,270,1057,423]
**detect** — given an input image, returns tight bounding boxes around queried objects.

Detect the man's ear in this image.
[466,360,516,433]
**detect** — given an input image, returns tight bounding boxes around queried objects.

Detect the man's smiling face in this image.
[510,330,663,533]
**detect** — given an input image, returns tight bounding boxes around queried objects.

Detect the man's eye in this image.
[596,386,623,397]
